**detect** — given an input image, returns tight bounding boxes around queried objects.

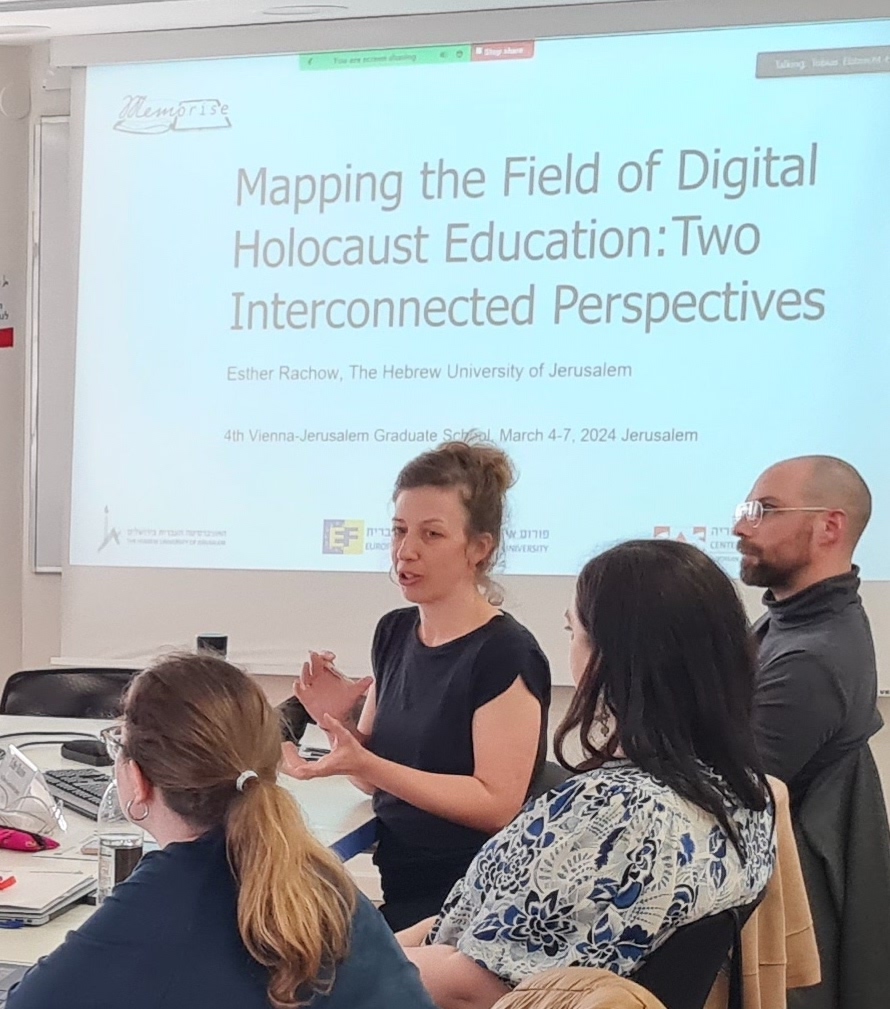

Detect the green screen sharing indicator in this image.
[300,46,471,71]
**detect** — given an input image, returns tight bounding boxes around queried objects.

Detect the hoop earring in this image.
[125,798,150,822]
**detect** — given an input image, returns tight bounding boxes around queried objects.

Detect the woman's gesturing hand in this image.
[293,650,372,726]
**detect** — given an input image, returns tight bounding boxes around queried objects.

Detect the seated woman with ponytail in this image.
[8,654,436,1009]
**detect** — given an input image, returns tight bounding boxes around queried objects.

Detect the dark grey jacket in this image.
[788,746,890,1009]
[753,567,883,805]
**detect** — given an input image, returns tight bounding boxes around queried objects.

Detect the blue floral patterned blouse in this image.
[428,762,775,985]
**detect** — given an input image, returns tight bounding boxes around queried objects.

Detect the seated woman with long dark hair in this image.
[399,540,776,1009]
[8,654,436,1009]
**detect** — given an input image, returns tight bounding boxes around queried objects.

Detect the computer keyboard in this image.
[44,767,111,820]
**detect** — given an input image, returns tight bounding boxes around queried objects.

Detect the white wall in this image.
[22,58,78,671]
[0,47,29,686]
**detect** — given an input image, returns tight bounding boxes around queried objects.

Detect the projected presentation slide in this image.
[70,19,890,575]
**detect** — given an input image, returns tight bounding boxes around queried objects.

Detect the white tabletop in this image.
[0,714,374,965]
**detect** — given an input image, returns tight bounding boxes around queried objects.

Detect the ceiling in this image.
[0,0,618,40]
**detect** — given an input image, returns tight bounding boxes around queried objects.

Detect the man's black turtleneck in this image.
[752,565,883,805]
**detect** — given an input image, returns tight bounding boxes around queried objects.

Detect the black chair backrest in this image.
[0,668,139,719]
[528,759,573,801]
[278,696,312,745]
[632,898,761,1009]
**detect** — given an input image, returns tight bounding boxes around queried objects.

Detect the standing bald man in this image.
[733,455,883,804]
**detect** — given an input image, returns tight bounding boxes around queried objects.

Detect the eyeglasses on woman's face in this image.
[100,724,125,762]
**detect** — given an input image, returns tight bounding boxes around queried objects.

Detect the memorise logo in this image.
[113,96,232,135]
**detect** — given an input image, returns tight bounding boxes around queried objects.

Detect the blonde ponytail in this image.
[121,653,358,1009]
[227,781,356,1008]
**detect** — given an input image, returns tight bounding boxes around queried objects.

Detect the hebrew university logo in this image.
[98,506,121,553]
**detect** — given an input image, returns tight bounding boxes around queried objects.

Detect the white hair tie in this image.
[235,770,259,793]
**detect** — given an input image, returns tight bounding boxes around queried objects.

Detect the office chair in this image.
[278,695,312,745]
[631,898,761,1009]
[0,668,139,719]
[528,759,573,800]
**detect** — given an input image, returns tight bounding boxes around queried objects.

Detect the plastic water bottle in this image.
[96,779,144,904]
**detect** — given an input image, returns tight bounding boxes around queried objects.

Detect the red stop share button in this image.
[471,41,535,62]
[0,328,13,349]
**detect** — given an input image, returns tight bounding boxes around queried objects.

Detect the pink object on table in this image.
[0,828,60,852]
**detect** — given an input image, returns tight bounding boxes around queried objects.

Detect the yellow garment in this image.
[492,967,666,1009]
[705,778,820,1009]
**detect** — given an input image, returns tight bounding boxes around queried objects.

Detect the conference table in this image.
[0,715,376,965]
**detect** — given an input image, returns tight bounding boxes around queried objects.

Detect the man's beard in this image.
[739,552,796,590]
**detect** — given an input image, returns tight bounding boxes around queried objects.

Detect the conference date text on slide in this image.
[225,362,633,383]
[221,426,699,445]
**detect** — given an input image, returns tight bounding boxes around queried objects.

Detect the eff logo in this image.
[322,520,365,555]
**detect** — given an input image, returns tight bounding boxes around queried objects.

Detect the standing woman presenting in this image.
[284,440,551,930]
